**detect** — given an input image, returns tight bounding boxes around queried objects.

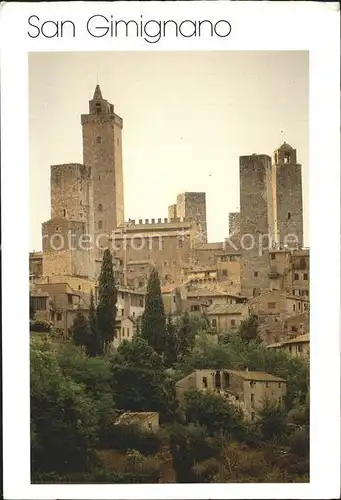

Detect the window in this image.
[178,239,183,248]
[294,273,299,280]
[265,382,269,388]
[222,270,228,276]
[231,319,236,326]
[98,175,101,180]
[63,209,66,217]
[97,136,101,143]
[139,297,144,307]
[191,305,200,312]
[303,273,308,280]
[173,296,176,303]
[163,261,168,266]
[212,318,217,328]
[268,302,276,309]
[98,203,103,212]
[298,302,301,310]
[56,312,62,321]
[98,220,103,229]
[127,329,130,338]
[298,344,303,353]
[251,393,255,408]
[254,271,258,277]
[51,311,55,321]
[251,412,255,421]
[293,304,296,312]
[289,345,292,352]
[202,377,208,388]
[271,253,276,260]
[68,295,73,305]
[304,303,308,311]
[287,211,291,220]
[95,103,101,113]
[278,382,282,388]
[250,381,256,389]
[78,285,81,291]
[122,328,125,337]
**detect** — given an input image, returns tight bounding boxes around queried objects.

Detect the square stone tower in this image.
[81,85,125,255]
[239,154,274,298]
[272,142,304,248]
[176,192,207,244]
[42,163,95,279]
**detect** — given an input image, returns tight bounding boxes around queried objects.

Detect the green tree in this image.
[140,267,166,355]
[258,398,286,441]
[239,315,262,344]
[97,249,118,353]
[184,389,245,438]
[177,311,196,360]
[87,290,102,357]
[30,340,99,478]
[164,313,179,367]
[110,337,177,421]
[71,311,90,350]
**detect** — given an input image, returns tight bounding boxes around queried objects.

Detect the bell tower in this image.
[272,142,303,248]
[81,85,125,258]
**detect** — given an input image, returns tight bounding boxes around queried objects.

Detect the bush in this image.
[289,428,309,458]
[30,320,51,333]
[103,423,162,455]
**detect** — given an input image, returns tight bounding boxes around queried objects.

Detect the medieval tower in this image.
[81,85,125,256]
[272,142,303,248]
[239,154,274,298]
[42,163,95,279]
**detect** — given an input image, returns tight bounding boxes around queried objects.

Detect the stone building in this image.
[81,84,125,262]
[266,333,309,360]
[206,303,248,331]
[175,368,287,421]
[272,143,304,247]
[239,154,274,298]
[42,163,95,280]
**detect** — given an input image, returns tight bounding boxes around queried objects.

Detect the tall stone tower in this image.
[81,85,125,254]
[176,192,207,244]
[42,163,95,279]
[239,154,274,298]
[272,142,303,248]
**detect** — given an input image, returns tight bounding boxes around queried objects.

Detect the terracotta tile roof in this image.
[187,288,228,298]
[282,333,309,344]
[206,303,246,315]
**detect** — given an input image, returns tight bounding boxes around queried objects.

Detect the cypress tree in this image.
[164,313,179,367]
[87,289,102,357]
[140,267,167,355]
[71,311,90,349]
[96,249,118,353]
[177,311,195,360]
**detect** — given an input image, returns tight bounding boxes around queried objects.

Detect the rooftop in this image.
[206,303,246,315]
[227,369,286,383]
[187,288,228,298]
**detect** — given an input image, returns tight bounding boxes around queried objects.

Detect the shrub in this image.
[289,428,309,458]
[30,320,51,333]
[103,423,162,455]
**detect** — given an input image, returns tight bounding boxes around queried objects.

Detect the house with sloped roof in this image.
[206,302,248,331]
[175,368,286,421]
[266,332,309,359]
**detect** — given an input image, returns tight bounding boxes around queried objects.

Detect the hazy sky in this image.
[29,51,309,250]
